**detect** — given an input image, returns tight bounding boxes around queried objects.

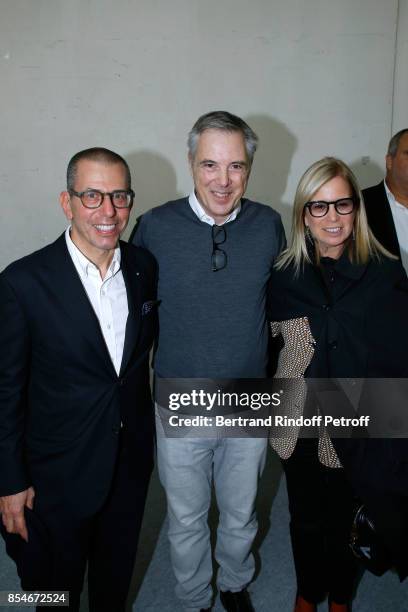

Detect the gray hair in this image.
[66,147,131,190]
[187,111,258,165]
[276,156,394,273]
[387,128,408,157]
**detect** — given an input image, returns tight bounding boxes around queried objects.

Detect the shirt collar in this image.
[384,179,408,211]
[188,191,241,226]
[384,178,395,204]
[65,226,121,278]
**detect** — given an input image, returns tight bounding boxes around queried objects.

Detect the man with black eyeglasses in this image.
[0,147,158,611]
[132,111,286,612]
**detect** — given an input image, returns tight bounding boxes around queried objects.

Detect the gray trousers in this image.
[156,412,267,611]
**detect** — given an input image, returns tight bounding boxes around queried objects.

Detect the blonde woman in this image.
[267,157,407,612]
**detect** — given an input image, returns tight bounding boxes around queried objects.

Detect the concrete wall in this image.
[393,0,408,134]
[0,0,404,268]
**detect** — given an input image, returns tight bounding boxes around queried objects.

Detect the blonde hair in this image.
[276,157,394,272]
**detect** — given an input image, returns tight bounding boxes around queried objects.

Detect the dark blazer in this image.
[268,253,408,378]
[268,253,408,577]
[0,234,158,517]
[363,181,401,258]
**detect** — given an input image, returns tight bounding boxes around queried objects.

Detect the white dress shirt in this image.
[65,227,128,375]
[188,191,241,225]
[384,180,408,274]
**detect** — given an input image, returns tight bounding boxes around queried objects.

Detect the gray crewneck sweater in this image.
[133,197,285,378]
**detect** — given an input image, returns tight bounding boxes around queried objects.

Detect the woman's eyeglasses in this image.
[304,198,357,218]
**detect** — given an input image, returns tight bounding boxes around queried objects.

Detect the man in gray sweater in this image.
[132,111,285,612]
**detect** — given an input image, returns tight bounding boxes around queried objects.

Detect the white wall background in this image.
[0,0,406,269]
[393,0,408,132]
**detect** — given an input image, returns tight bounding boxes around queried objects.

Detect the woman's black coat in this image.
[268,253,408,579]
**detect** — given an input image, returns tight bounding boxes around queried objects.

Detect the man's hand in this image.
[0,486,35,542]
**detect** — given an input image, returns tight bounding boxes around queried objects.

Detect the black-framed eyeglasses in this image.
[69,188,135,209]
[304,197,357,218]
[211,224,227,272]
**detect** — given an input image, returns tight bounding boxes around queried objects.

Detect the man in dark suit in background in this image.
[363,128,408,272]
[0,148,158,611]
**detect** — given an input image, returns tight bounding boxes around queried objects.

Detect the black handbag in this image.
[349,504,393,576]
